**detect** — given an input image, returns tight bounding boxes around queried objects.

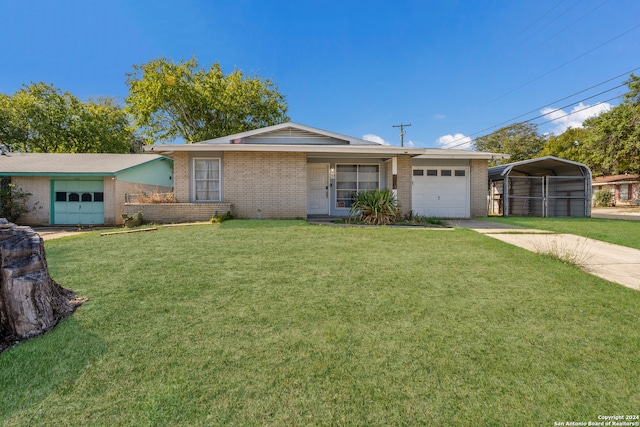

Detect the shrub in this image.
[0,184,32,223]
[594,188,614,207]
[349,189,399,225]
[137,192,176,203]
[402,211,446,226]
[210,211,234,223]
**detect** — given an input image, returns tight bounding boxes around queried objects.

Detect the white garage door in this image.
[412,167,470,218]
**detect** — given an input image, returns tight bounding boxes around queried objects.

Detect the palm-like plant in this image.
[349,189,399,225]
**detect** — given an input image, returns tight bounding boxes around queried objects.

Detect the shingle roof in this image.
[0,153,170,176]
[592,174,640,184]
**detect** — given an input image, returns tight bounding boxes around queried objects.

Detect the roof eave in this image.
[146,144,426,156]
[146,144,509,159]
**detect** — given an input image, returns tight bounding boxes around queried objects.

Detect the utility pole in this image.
[392,123,411,147]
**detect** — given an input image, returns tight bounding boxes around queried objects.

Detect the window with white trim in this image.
[335,164,379,208]
[194,158,221,201]
[620,184,629,201]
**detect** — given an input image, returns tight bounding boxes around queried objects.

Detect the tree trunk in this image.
[0,218,84,352]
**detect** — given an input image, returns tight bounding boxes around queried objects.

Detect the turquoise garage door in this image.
[53,180,105,225]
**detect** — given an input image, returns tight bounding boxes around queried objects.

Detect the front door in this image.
[307,163,329,215]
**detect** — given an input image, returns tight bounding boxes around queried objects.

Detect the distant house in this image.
[592,174,640,206]
[0,153,173,225]
[142,122,504,222]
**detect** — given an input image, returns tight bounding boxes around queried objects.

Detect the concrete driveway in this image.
[451,219,640,291]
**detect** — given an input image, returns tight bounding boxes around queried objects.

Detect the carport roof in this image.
[488,156,591,181]
[0,153,171,176]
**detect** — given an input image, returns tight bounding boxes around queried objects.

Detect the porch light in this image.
[330,167,335,179]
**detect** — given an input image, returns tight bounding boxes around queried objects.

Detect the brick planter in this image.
[124,203,232,224]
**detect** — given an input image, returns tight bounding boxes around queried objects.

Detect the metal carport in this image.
[488,156,592,217]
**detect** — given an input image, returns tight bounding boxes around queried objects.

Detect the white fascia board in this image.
[415,150,510,160]
[146,144,510,160]
[147,144,424,156]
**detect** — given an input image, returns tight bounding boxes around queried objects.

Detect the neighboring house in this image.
[592,174,640,206]
[0,153,173,225]
[143,122,503,222]
[488,156,592,217]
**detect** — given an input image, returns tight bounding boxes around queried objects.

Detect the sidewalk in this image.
[452,220,640,291]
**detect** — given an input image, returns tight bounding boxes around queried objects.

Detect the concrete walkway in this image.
[451,220,640,291]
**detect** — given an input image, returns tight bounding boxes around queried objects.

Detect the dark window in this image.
[68,193,80,202]
[426,170,437,176]
[55,192,67,202]
[455,170,466,177]
[441,170,452,176]
[413,169,424,176]
[93,192,104,202]
[81,193,93,202]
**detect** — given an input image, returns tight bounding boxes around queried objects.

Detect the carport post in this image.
[503,177,509,217]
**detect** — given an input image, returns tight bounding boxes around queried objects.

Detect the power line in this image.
[501,0,585,57]
[483,23,640,106]
[533,94,621,127]
[526,0,612,54]
[438,67,640,149]
[443,93,622,150]
[517,85,623,125]
[493,0,567,56]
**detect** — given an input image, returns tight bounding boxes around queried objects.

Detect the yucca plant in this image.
[349,189,399,225]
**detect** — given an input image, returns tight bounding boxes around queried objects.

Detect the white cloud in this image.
[436,133,472,149]
[406,140,415,148]
[541,102,612,135]
[434,114,446,120]
[362,134,390,145]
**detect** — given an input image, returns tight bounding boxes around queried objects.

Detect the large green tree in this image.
[125,57,289,143]
[540,126,592,162]
[578,74,640,176]
[0,83,134,153]
[473,122,547,165]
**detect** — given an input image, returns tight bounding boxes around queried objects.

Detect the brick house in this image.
[140,122,502,222]
[0,153,173,225]
[592,174,640,206]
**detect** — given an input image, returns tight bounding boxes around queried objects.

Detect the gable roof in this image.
[592,174,640,185]
[0,153,171,176]
[147,122,505,160]
[194,122,381,146]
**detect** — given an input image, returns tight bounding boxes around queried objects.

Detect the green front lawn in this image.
[482,216,640,250]
[1,221,639,426]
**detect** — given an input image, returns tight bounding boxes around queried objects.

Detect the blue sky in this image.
[2,0,639,148]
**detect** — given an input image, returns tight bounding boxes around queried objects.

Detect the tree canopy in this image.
[566,74,640,176]
[539,127,591,161]
[0,83,134,153]
[125,57,290,143]
[473,122,547,165]
[474,74,640,176]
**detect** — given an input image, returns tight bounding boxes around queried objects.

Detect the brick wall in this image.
[124,202,231,223]
[224,151,307,218]
[383,156,412,216]
[11,176,50,225]
[113,181,172,225]
[396,155,412,215]
[173,152,189,202]
[470,159,489,217]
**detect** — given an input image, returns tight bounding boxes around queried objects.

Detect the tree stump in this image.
[0,218,84,352]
